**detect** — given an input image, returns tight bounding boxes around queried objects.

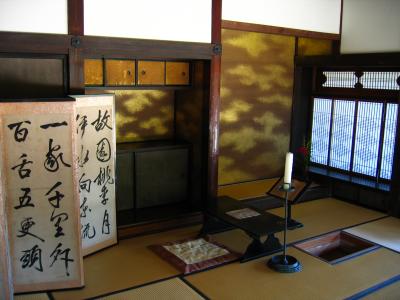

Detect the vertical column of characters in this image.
[7,119,46,275]
[41,120,74,277]
[92,108,114,239]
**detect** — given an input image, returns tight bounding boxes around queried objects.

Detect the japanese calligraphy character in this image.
[76,114,88,138]
[7,121,31,142]
[46,181,64,209]
[40,121,68,129]
[80,197,91,218]
[77,145,89,168]
[50,210,68,238]
[102,210,110,235]
[20,245,43,272]
[94,166,114,186]
[79,173,91,193]
[100,185,109,205]
[50,243,74,276]
[82,223,96,239]
[96,137,111,162]
[14,187,34,209]
[44,138,71,172]
[17,217,45,242]
[91,109,112,131]
[11,153,33,179]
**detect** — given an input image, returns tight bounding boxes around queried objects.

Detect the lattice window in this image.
[322,71,400,90]
[310,98,398,181]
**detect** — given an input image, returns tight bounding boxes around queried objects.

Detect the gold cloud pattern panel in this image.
[218,29,295,185]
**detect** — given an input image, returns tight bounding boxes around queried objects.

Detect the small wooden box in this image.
[105,59,135,86]
[137,60,165,85]
[84,59,103,86]
[166,62,190,85]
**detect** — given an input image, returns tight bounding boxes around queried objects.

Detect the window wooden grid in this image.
[310,97,398,182]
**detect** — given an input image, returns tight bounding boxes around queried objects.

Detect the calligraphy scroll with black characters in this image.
[73,95,117,256]
[0,149,13,299]
[0,101,84,293]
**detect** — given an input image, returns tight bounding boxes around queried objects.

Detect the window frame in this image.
[309,95,398,184]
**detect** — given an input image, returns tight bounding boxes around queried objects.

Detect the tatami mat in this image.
[345,217,400,253]
[211,198,386,254]
[218,178,278,200]
[51,226,200,300]
[270,198,386,244]
[97,278,204,300]
[186,247,400,300]
[14,293,50,300]
[362,280,400,299]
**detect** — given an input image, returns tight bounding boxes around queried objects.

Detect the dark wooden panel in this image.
[105,59,135,86]
[137,61,165,85]
[0,32,71,54]
[135,148,189,208]
[116,152,134,211]
[175,61,208,209]
[81,36,213,60]
[68,0,84,35]
[166,62,190,85]
[68,47,84,94]
[0,56,66,98]
[212,0,222,43]
[296,53,400,67]
[207,55,220,201]
[222,20,340,40]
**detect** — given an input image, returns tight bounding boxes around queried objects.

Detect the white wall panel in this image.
[84,0,212,43]
[0,0,67,34]
[222,0,341,34]
[341,0,400,54]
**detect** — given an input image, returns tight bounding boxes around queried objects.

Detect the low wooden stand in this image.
[199,196,285,262]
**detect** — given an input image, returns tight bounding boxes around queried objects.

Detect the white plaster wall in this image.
[0,0,68,34]
[341,0,400,54]
[222,0,341,34]
[84,0,212,43]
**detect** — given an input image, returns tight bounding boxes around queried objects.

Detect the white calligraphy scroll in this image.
[0,143,13,299]
[0,100,84,293]
[73,94,117,256]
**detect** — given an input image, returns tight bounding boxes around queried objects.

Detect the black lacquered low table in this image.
[200,196,286,262]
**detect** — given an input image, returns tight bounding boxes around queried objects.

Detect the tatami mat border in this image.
[345,274,400,300]
[180,277,210,300]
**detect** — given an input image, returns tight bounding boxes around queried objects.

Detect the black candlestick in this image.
[267,183,302,273]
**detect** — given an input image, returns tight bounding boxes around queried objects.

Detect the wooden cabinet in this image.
[137,60,165,85]
[116,141,189,225]
[105,59,135,86]
[84,59,103,86]
[84,59,191,87]
[166,62,190,85]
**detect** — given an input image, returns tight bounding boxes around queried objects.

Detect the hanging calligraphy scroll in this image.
[0,149,13,299]
[73,94,117,256]
[0,100,84,293]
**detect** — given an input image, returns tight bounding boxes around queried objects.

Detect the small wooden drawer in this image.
[166,62,190,85]
[105,59,135,86]
[137,61,165,85]
[84,59,103,86]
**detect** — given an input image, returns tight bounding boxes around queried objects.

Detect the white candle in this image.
[283,152,293,185]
